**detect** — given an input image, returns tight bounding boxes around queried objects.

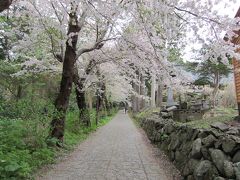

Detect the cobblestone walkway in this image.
[38,111,173,180]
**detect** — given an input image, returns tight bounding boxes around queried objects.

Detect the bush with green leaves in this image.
[0,116,55,179]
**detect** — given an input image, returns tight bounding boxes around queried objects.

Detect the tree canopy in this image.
[0,1,239,178]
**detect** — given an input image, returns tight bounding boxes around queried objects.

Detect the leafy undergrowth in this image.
[0,98,117,180]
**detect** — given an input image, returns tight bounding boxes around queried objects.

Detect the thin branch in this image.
[173,6,221,25]
[87,1,110,21]
[136,1,173,83]
[78,10,87,28]
[58,0,69,15]
[30,2,61,61]
[173,11,188,23]
[96,23,99,42]
[50,2,66,61]
[76,21,117,59]
[210,24,219,41]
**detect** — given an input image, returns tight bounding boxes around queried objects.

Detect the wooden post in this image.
[233,8,240,116]
[233,56,240,116]
[226,7,240,116]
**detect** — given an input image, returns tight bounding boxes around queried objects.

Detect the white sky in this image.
[182,0,240,62]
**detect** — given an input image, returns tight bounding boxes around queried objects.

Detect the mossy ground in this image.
[179,107,237,129]
[133,107,237,129]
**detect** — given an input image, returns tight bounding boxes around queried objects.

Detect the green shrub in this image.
[0,117,55,179]
[0,96,117,179]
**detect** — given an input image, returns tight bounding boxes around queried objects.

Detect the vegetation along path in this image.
[37,111,179,180]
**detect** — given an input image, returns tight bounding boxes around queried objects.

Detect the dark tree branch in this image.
[76,37,117,59]
[173,6,221,25]
[173,11,188,22]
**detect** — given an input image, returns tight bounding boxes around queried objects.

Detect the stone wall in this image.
[140,115,240,180]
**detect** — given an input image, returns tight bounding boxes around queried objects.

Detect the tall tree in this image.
[50,2,84,142]
[193,59,232,107]
[10,0,127,143]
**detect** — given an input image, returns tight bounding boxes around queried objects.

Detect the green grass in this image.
[214,107,238,116]
[130,108,160,128]
[64,110,116,147]
[134,108,160,120]
[133,107,237,130]
[176,107,237,129]
[178,114,234,129]
[0,100,117,180]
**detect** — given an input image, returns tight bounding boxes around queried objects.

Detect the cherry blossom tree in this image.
[1,0,239,142]
[118,0,240,111]
[7,0,130,143]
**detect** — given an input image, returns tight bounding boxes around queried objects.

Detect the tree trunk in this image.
[132,70,141,113]
[73,59,96,126]
[16,84,22,101]
[96,76,108,124]
[50,10,80,143]
[151,73,156,108]
[50,44,76,142]
[95,68,102,125]
[31,76,35,103]
[132,81,139,113]
[156,78,163,108]
[95,88,101,126]
[212,71,220,108]
[87,90,93,109]
[74,76,91,126]
[109,101,113,110]
[0,0,12,12]
[102,82,110,115]
[140,74,145,110]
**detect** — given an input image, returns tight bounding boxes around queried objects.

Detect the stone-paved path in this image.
[38,111,177,180]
